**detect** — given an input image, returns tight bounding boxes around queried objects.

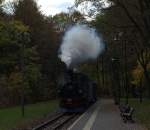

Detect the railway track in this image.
[32,113,77,130]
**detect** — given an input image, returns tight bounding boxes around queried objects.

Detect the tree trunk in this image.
[139,79,143,103]
[143,67,150,97]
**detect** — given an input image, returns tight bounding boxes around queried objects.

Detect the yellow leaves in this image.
[131,62,150,86]
[0,20,29,33]
[0,72,23,94]
[0,20,29,44]
[8,72,23,86]
[10,21,29,33]
[7,72,23,91]
[131,64,143,85]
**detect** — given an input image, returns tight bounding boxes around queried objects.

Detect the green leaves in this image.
[0,20,44,105]
[0,21,30,74]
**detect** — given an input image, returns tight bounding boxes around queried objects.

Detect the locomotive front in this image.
[59,70,87,112]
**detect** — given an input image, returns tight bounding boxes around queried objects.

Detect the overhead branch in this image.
[98,21,137,30]
[143,0,150,8]
[116,0,145,40]
[138,0,150,35]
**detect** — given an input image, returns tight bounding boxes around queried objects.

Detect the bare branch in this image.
[138,0,150,35]
[116,0,145,40]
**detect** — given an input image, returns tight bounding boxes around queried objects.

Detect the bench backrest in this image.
[129,107,134,115]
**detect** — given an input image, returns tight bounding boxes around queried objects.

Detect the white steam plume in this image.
[59,24,105,68]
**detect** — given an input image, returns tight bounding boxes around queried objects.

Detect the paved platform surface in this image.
[68,99,147,130]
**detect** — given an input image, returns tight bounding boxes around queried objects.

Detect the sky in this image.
[4,0,110,17]
[5,0,75,16]
[38,0,75,16]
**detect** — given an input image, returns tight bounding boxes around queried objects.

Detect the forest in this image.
[0,0,150,108]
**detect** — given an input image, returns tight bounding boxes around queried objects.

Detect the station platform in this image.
[68,99,146,130]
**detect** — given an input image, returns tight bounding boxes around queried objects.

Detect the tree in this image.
[0,0,5,18]
[75,0,150,97]
[0,21,29,75]
[0,20,38,105]
[0,0,4,3]
[52,12,70,32]
[109,0,150,97]
[132,61,150,100]
[14,0,59,99]
[52,10,85,32]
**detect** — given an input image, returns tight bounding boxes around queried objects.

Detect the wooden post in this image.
[96,57,101,97]
[20,34,25,117]
[124,39,129,104]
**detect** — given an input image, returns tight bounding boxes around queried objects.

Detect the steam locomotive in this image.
[58,69,97,112]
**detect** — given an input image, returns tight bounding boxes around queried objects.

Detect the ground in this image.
[0,100,58,130]
[69,99,148,130]
[126,99,150,130]
[0,98,149,130]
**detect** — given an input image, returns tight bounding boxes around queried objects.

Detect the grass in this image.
[0,100,58,130]
[121,98,150,130]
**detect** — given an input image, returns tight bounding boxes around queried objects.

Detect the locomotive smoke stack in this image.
[59,24,105,68]
[66,68,77,76]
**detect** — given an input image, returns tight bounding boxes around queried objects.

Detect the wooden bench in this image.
[119,105,135,123]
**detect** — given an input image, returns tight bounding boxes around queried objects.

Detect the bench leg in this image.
[129,117,135,123]
[122,116,127,123]
[123,116,135,123]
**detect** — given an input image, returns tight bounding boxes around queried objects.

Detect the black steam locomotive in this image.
[58,69,97,112]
